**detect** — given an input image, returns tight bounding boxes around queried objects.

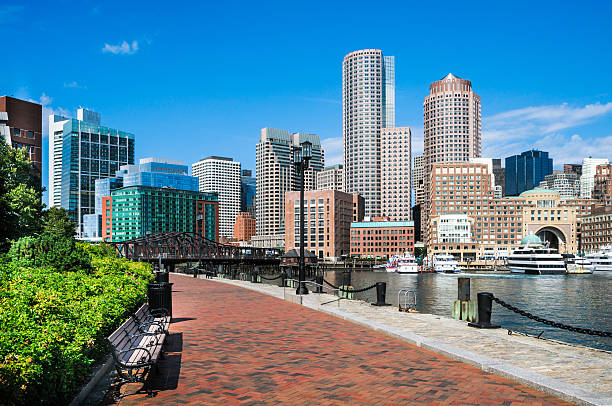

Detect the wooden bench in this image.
[107,304,170,397]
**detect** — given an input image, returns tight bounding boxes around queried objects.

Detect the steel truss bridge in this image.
[111,232,281,266]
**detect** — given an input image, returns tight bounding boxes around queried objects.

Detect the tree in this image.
[0,138,44,252]
[43,206,76,238]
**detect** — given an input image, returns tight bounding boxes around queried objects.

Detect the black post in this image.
[315,274,323,293]
[251,267,259,283]
[468,292,500,329]
[296,160,308,295]
[373,282,389,306]
[280,269,287,287]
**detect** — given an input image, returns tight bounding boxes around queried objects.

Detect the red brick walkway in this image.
[116,275,569,405]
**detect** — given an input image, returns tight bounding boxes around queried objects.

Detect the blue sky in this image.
[2,1,612,206]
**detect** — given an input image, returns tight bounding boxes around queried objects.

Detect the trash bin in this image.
[147,282,173,317]
[155,271,169,283]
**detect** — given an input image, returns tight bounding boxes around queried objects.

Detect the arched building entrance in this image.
[535,226,566,251]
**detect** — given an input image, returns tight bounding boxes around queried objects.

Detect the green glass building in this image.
[107,186,218,242]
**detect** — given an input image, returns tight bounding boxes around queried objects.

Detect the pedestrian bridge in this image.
[111,232,281,266]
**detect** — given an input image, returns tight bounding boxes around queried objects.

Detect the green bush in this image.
[0,242,153,405]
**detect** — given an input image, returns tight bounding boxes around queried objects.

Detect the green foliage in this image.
[8,233,91,274]
[415,246,427,259]
[0,139,44,252]
[0,242,153,405]
[42,207,76,238]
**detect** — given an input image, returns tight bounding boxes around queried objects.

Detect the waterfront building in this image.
[285,190,364,259]
[538,171,580,199]
[343,49,395,217]
[255,127,324,240]
[427,162,593,260]
[580,207,612,253]
[505,150,553,196]
[437,214,471,243]
[593,163,612,207]
[0,96,42,181]
[580,157,609,199]
[413,155,426,205]
[240,169,256,217]
[250,234,285,249]
[192,156,241,238]
[381,127,411,221]
[564,163,582,177]
[350,219,415,258]
[49,108,135,235]
[233,211,256,242]
[422,73,481,241]
[316,164,344,191]
[492,158,505,196]
[101,186,218,242]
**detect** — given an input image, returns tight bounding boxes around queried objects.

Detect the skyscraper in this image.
[49,108,134,235]
[255,127,323,239]
[316,164,344,191]
[505,150,553,196]
[240,169,256,217]
[412,155,426,205]
[381,127,411,220]
[580,157,609,199]
[423,73,481,239]
[192,156,241,238]
[343,49,395,217]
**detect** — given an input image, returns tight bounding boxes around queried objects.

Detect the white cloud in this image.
[102,40,139,55]
[321,137,342,166]
[63,81,86,89]
[483,102,612,164]
[27,94,69,138]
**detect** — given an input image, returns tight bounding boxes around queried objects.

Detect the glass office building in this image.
[505,150,553,196]
[241,169,256,216]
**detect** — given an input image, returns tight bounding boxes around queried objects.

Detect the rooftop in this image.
[351,221,414,228]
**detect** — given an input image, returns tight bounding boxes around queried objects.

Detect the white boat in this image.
[432,253,461,273]
[507,234,565,275]
[565,256,594,274]
[585,246,612,272]
[385,255,400,272]
[397,253,419,274]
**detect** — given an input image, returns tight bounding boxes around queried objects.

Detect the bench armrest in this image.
[117,347,154,367]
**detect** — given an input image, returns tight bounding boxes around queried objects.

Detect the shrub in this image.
[8,233,91,274]
[0,242,153,405]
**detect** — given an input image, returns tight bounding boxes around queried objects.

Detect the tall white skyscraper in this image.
[192,156,241,238]
[381,127,411,221]
[413,155,426,205]
[255,127,324,238]
[580,157,609,198]
[343,49,395,217]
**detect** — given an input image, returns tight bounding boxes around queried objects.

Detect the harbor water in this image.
[322,270,612,351]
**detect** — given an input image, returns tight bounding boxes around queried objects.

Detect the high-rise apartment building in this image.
[539,172,581,199]
[316,164,344,191]
[593,163,612,207]
[381,127,411,220]
[343,49,395,217]
[505,150,553,196]
[564,164,582,177]
[413,155,426,205]
[49,108,135,235]
[422,73,481,240]
[0,96,43,181]
[240,169,256,217]
[192,156,241,238]
[255,127,324,238]
[580,157,609,199]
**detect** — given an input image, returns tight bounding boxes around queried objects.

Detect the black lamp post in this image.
[293,141,312,295]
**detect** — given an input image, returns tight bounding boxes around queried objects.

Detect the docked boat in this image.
[385,255,400,272]
[585,246,612,272]
[397,253,419,274]
[565,255,594,274]
[507,234,565,275]
[432,253,461,273]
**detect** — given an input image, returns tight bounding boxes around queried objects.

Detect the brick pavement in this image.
[114,275,570,405]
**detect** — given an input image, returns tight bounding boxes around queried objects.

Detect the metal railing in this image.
[282,279,344,307]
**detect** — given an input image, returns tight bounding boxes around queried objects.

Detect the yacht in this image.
[397,253,420,274]
[565,256,594,274]
[432,253,461,273]
[585,246,612,272]
[507,234,565,275]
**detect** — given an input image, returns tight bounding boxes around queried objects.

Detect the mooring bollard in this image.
[373,282,389,306]
[251,268,259,283]
[315,275,323,293]
[468,292,500,329]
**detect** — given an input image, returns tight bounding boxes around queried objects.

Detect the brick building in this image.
[580,207,612,253]
[285,190,364,259]
[593,163,612,207]
[233,212,256,242]
[350,219,415,258]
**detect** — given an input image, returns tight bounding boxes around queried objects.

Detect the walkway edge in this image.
[199,275,611,406]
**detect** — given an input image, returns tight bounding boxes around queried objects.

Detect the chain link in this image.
[259,274,282,281]
[492,296,611,338]
[322,279,378,293]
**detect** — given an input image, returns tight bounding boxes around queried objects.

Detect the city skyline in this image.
[2,1,612,207]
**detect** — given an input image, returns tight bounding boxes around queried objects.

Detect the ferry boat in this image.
[397,253,420,274]
[507,234,566,275]
[385,255,400,272]
[565,256,594,274]
[585,246,612,272]
[432,253,461,273]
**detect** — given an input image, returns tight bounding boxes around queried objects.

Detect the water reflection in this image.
[325,270,612,351]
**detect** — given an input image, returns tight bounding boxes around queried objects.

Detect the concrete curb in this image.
[205,276,611,406]
[69,354,114,406]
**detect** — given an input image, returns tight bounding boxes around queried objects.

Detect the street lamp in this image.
[293,141,312,295]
